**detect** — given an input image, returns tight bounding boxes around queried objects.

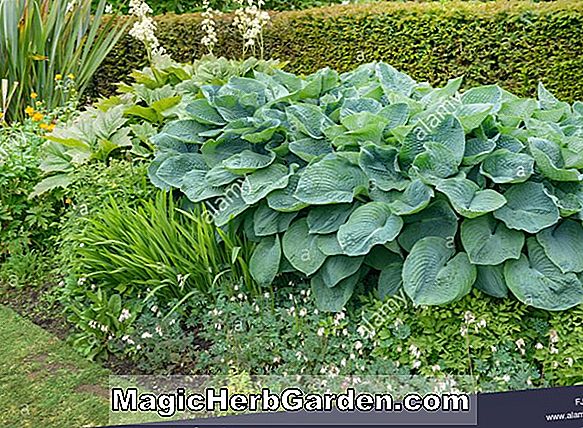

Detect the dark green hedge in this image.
[93,0,583,102]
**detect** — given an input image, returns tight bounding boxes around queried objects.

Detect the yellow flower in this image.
[39,123,49,130]
[31,92,38,99]
[67,73,75,80]
[48,123,55,131]
[65,197,72,204]
[36,101,42,106]
[32,112,44,122]
[25,106,35,116]
[55,74,63,81]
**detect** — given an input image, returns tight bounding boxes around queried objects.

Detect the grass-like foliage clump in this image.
[143,62,583,312]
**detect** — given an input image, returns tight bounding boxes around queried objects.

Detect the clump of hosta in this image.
[147,62,583,312]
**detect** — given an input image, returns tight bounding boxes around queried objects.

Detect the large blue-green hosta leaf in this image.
[529,138,583,182]
[307,204,355,234]
[493,182,560,233]
[387,180,433,215]
[253,203,298,236]
[480,149,534,184]
[282,218,327,275]
[403,237,476,305]
[460,215,524,265]
[156,153,207,187]
[359,144,409,192]
[504,238,583,311]
[536,220,583,273]
[474,265,508,298]
[436,176,506,218]
[241,164,290,205]
[312,272,359,312]
[337,202,403,256]
[249,235,281,286]
[398,199,458,252]
[315,255,364,288]
[294,155,368,205]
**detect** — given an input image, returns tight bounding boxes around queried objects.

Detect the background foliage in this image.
[92,0,583,102]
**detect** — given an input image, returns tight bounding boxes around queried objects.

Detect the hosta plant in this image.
[32,56,282,197]
[147,62,583,312]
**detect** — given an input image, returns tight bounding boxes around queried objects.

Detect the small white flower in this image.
[299,308,308,317]
[412,360,421,369]
[151,305,158,313]
[340,358,347,367]
[141,332,153,339]
[535,342,544,350]
[105,3,113,13]
[566,357,574,367]
[502,374,511,383]
[118,308,131,323]
[549,329,559,344]
[355,341,363,351]
[431,364,441,372]
[317,327,325,337]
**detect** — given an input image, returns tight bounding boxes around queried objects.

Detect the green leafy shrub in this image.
[0,0,126,122]
[35,56,282,196]
[94,1,583,102]
[148,61,583,312]
[0,123,63,286]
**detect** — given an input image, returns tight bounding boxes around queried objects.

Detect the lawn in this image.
[0,305,109,428]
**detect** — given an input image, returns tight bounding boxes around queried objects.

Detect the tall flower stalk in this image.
[201,0,221,56]
[128,0,166,62]
[232,0,271,59]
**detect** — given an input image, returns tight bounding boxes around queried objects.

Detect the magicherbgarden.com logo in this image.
[111,387,471,418]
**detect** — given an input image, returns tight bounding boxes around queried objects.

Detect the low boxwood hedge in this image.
[93,0,583,101]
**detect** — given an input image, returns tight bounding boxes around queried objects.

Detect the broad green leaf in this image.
[241,164,290,205]
[398,199,458,252]
[282,218,327,275]
[312,273,359,312]
[222,150,275,174]
[480,149,534,184]
[286,104,332,139]
[460,215,524,265]
[365,245,403,270]
[307,204,355,234]
[249,235,281,286]
[375,62,416,96]
[455,103,492,132]
[474,265,509,298]
[436,176,507,218]
[30,174,72,198]
[387,180,433,215]
[180,169,222,202]
[316,233,344,256]
[529,138,583,182]
[289,138,333,162]
[378,260,404,299]
[337,202,403,256]
[253,203,298,237]
[359,144,409,192]
[463,136,496,166]
[294,155,368,205]
[315,255,364,288]
[205,165,240,187]
[493,182,560,233]
[267,174,308,213]
[536,220,583,273]
[156,153,207,187]
[403,237,476,305]
[211,189,251,227]
[504,238,583,311]
[185,98,226,125]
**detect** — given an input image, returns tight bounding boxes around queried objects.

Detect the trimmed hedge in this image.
[93,0,583,101]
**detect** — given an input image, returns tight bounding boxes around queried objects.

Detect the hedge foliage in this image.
[93,0,583,102]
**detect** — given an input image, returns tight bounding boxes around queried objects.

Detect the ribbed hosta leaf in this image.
[316,233,344,256]
[312,272,359,312]
[463,136,496,166]
[307,203,355,234]
[267,174,308,213]
[156,153,207,187]
[282,218,327,275]
[403,237,476,305]
[337,202,403,256]
[504,238,583,310]
[289,138,333,162]
[388,180,433,215]
[211,190,250,227]
[253,203,298,236]
[286,104,332,139]
[529,138,583,182]
[536,220,583,273]
[436,176,506,218]
[205,164,240,187]
[180,170,223,203]
[455,103,492,132]
[460,215,524,265]
[185,99,226,125]
[249,235,281,286]
[493,182,559,233]
[398,199,458,252]
[480,149,534,184]
[474,265,508,298]
[315,255,364,288]
[359,144,409,191]
[294,155,368,205]
[241,164,290,205]
[223,150,275,174]
[378,259,404,299]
